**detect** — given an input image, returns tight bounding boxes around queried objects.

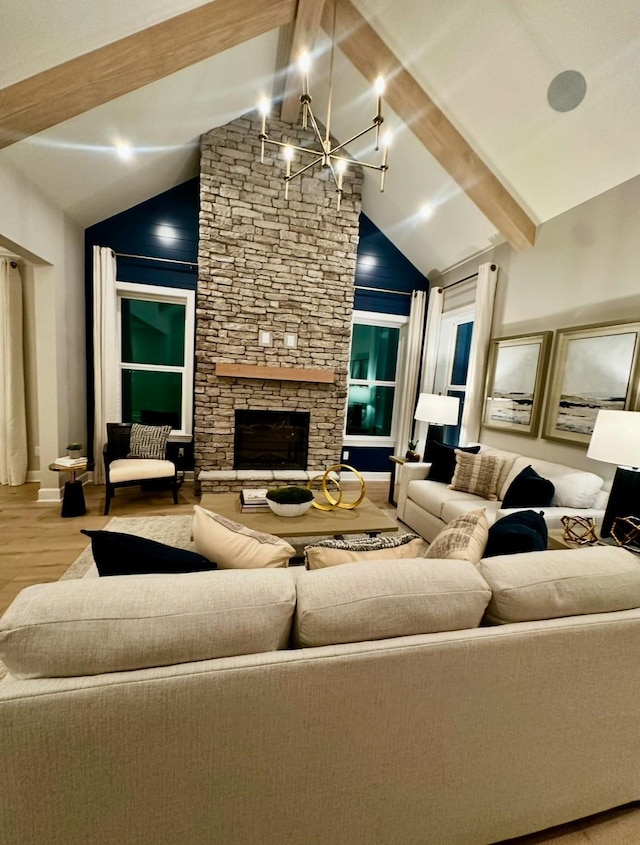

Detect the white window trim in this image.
[344,310,409,448]
[433,304,474,398]
[116,281,195,437]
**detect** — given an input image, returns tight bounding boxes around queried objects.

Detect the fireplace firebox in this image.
[234,410,310,470]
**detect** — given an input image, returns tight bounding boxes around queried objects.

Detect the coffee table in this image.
[199,492,398,538]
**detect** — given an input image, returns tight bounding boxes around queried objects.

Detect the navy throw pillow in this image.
[80,530,216,577]
[423,441,481,484]
[502,465,555,509]
[483,510,548,558]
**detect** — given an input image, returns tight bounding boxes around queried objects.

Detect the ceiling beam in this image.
[280,0,326,124]
[0,0,297,150]
[325,0,537,251]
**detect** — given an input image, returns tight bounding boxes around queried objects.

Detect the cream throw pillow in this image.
[305,535,428,569]
[450,450,502,501]
[425,508,489,564]
[192,505,295,569]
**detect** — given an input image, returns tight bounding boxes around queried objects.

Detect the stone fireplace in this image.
[195,113,363,493]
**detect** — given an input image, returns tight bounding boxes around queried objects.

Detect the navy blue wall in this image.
[84,187,428,474]
[350,213,429,472]
[84,178,200,466]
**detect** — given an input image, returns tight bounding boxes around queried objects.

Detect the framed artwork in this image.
[543,319,640,445]
[483,332,552,436]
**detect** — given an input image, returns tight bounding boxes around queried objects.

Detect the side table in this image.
[388,455,408,506]
[49,461,88,517]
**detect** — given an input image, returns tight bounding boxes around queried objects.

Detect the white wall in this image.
[0,155,85,498]
[431,174,640,482]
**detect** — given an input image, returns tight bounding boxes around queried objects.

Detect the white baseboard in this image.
[37,487,62,503]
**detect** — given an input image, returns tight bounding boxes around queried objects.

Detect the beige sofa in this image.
[2,547,640,845]
[397,443,609,543]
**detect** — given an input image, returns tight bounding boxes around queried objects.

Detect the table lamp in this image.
[586,409,640,538]
[414,393,460,456]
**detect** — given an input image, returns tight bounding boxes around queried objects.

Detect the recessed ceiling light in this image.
[547,70,587,112]
[114,141,133,161]
[420,203,434,220]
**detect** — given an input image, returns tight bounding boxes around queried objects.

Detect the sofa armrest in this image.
[397,462,432,521]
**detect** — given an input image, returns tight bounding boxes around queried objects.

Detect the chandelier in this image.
[257,5,391,211]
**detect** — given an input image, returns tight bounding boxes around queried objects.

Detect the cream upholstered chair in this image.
[103,423,179,515]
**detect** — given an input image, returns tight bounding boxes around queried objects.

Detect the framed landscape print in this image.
[543,319,640,445]
[483,332,552,436]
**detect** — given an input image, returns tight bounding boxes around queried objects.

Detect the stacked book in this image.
[54,456,87,469]
[239,488,270,512]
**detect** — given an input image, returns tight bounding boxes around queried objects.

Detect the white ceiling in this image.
[2,0,639,275]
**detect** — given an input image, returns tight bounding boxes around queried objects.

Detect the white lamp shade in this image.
[414,393,460,426]
[587,410,640,468]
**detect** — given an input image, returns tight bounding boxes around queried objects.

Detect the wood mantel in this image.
[215,363,335,384]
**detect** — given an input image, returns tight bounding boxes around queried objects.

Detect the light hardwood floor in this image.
[1,480,639,844]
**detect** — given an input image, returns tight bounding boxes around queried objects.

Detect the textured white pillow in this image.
[547,471,604,508]
[192,505,295,569]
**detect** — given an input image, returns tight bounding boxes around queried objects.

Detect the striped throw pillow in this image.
[425,509,489,564]
[449,450,502,501]
[128,423,172,460]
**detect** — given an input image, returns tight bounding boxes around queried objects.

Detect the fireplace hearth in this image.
[234,410,310,470]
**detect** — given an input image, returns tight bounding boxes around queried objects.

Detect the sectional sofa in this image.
[2,546,640,845]
[397,443,609,543]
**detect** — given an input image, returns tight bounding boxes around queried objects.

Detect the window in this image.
[345,311,407,444]
[116,282,194,436]
[433,306,474,446]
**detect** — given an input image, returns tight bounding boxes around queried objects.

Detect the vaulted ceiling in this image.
[1,0,638,276]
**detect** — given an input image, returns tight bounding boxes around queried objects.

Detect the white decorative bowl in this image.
[266,499,314,518]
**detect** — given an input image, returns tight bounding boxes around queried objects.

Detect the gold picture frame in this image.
[542,319,640,445]
[483,331,552,437]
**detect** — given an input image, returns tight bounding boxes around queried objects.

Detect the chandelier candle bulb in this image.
[380,131,391,192]
[374,76,385,148]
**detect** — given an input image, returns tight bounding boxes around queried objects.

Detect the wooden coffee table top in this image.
[199,493,398,538]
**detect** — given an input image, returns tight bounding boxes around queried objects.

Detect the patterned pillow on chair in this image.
[128,423,172,459]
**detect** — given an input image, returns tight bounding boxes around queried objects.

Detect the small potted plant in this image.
[66,442,83,460]
[406,439,420,461]
[266,485,314,517]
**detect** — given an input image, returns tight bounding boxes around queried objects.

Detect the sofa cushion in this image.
[192,505,295,569]
[425,508,489,564]
[479,546,640,624]
[483,510,548,558]
[108,458,175,483]
[304,534,427,569]
[501,466,555,509]
[408,480,481,522]
[450,451,502,501]
[128,423,172,459]
[293,559,491,647]
[424,441,480,483]
[0,570,297,679]
[80,529,215,576]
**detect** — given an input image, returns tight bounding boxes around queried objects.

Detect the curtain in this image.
[92,246,119,485]
[460,262,498,445]
[0,258,27,485]
[394,289,426,455]
[414,286,444,449]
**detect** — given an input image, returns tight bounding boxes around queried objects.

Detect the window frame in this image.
[115,281,195,438]
[344,310,408,447]
[433,304,474,445]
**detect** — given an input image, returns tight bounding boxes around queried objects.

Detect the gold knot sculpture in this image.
[307,464,366,510]
[611,515,640,549]
[561,515,598,545]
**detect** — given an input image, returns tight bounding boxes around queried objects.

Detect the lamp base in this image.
[600,466,640,538]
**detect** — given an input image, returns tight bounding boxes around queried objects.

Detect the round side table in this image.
[49,461,88,517]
